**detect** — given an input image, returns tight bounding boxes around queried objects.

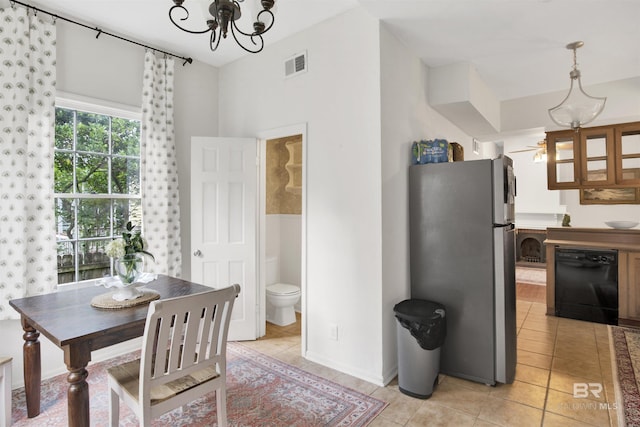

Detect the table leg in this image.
[21,317,41,418]
[64,344,91,427]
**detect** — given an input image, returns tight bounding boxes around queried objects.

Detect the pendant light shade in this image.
[548,41,606,130]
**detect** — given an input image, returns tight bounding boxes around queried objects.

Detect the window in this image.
[54,97,142,285]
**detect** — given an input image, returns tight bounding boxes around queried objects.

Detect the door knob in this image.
[193,249,202,257]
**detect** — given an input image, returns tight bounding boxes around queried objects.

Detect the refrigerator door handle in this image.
[493,223,515,229]
[494,226,517,384]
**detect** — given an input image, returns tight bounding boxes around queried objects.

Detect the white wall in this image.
[265,214,281,258]
[560,191,640,228]
[501,77,640,135]
[279,215,302,286]
[173,59,219,280]
[3,19,218,389]
[266,214,301,287]
[219,7,385,384]
[378,24,474,382]
[266,214,302,311]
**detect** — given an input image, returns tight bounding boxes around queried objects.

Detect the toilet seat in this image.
[267,283,300,295]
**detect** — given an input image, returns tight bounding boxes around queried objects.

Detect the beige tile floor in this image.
[243,289,620,427]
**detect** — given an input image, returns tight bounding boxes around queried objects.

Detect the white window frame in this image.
[55,92,142,290]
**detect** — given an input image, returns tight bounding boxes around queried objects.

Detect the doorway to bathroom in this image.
[257,124,306,350]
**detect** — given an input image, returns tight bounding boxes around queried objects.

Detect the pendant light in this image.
[548,41,606,130]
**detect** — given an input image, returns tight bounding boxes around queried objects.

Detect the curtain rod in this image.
[9,0,193,66]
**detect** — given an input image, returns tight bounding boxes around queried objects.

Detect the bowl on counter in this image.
[604,221,639,229]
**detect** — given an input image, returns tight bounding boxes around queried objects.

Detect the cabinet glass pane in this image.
[584,134,608,183]
[554,137,575,183]
[556,162,574,183]
[620,130,640,175]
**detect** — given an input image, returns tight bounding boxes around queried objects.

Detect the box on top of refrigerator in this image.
[411,139,449,164]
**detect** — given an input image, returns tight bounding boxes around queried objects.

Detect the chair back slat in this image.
[139,284,240,398]
[214,300,232,356]
[196,305,213,359]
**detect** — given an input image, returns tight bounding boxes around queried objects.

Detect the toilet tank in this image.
[266,256,279,285]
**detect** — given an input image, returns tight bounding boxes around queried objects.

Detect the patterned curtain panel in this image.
[141,51,182,277]
[0,6,57,319]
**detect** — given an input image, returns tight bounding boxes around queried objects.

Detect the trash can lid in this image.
[393,299,445,322]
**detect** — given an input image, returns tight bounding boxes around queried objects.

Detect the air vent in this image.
[284,51,307,78]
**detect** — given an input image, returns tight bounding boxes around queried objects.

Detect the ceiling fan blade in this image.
[509,148,538,153]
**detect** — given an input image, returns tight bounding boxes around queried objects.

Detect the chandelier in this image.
[548,41,606,130]
[169,0,276,53]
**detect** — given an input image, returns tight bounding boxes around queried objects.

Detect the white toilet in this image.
[266,256,301,326]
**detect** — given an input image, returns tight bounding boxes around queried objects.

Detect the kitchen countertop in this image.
[545,227,640,251]
[547,227,640,232]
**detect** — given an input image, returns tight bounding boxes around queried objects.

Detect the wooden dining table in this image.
[9,275,213,427]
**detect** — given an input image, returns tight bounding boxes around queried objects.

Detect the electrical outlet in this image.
[329,323,338,341]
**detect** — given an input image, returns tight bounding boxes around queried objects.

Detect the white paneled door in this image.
[191,137,258,341]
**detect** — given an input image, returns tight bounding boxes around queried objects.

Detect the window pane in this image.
[113,199,142,236]
[56,239,76,285]
[78,239,111,281]
[55,198,76,239]
[112,157,140,195]
[112,117,141,156]
[76,153,109,193]
[76,112,109,153]
[54,104,141,285]
[77,199,112,238]
[55,108,74,150]
[54,152,74,193]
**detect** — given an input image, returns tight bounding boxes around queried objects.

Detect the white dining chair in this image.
[107,284,240,427]
[0,356,11,427]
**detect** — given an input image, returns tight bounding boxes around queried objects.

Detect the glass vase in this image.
[114,253,144,285]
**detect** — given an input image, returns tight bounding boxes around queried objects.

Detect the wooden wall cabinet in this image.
[546,130,580,189]
[580,126,616,186]
[546,121,640,190]
[615,122,640,186]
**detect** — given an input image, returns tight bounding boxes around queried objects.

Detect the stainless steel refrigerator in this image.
[409,156,517,385]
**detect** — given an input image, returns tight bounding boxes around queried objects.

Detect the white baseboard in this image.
[304,350,386,387]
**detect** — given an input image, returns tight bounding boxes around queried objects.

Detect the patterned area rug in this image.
[11,343,387,426]
[609,326,640,427]
[515,266,546,285]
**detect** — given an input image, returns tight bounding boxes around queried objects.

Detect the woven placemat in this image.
[91,289,160,309]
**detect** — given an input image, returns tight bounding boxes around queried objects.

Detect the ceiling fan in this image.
[509,140,549,162]
[509,140,572,162]
[509,140,548,154]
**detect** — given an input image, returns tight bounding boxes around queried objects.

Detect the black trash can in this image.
[394,299,446,399]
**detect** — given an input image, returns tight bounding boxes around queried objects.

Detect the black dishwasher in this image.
[555,247,618,325]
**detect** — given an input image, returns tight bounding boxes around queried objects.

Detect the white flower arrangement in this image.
[105,222,155,261]
[105,238,127,258]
